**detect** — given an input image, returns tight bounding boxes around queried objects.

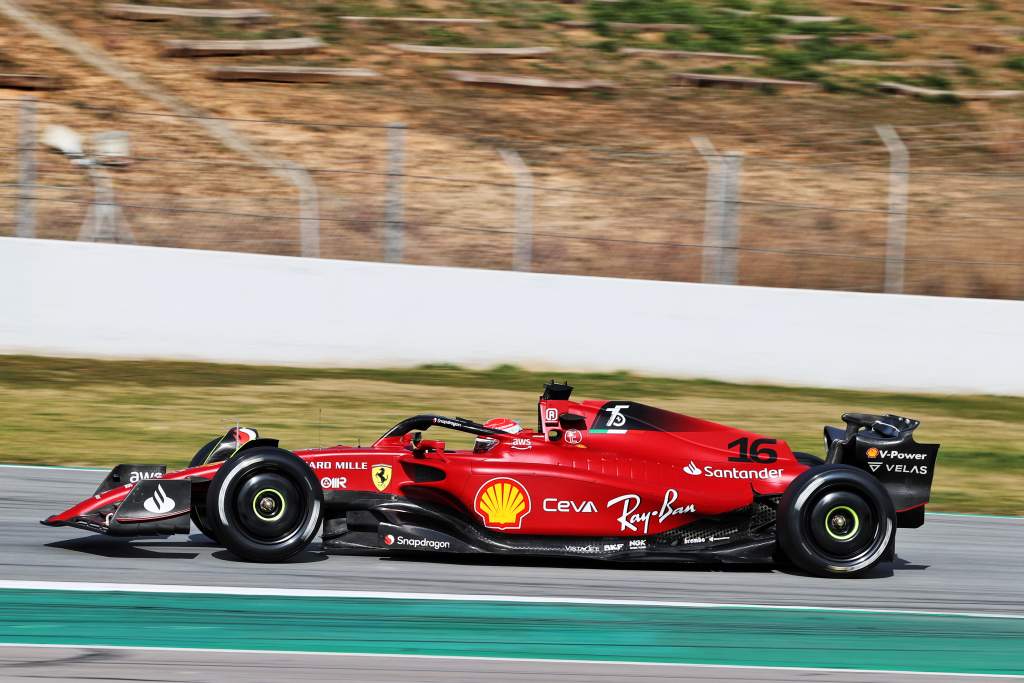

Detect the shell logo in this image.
[474,478,531,530]
[866,447,880,459]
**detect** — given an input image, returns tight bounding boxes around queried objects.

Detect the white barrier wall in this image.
[3,237,1022,395]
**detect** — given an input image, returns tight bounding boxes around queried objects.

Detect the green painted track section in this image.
[1,589,1022,675]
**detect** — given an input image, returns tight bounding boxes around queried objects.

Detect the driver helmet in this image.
[474,417,523,453]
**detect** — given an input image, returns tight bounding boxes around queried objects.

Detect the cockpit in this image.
[375,414,525,455]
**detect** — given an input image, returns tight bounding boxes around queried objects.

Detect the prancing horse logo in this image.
[372,464,392,492]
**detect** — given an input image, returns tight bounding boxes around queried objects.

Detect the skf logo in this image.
[474,478,531,530]
[867,447,879,459]
[372,464,392,492]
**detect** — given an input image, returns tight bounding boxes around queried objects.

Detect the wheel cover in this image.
[232,471,305,544]
[252,488,287,522]
[824,505,860,541]
[804,487,878,562]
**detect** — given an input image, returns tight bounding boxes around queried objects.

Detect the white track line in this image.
[0,464,104,472]
[2,580,1021,620]
[0,643,1020,679]
[929,512,1023,521]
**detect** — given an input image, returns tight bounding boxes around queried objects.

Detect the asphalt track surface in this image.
[2,465,1022,682]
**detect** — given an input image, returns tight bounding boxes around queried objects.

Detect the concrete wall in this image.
[3,237,1021,395]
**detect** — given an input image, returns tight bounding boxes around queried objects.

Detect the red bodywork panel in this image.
[47,397,808,538]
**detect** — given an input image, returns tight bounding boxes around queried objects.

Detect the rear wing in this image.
[824,413,939,528]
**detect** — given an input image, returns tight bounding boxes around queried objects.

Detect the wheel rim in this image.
[233,471,306,544]
[252,488,287,522]
[805,488,878,561]
[824,505,859,541]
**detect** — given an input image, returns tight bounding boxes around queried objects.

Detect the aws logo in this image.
[474,478,531,530]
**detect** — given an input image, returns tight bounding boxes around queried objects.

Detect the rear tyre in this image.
[777,464,895,578]
[206,447,323,562]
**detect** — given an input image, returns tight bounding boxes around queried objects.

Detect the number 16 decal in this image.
[727,437,778,464]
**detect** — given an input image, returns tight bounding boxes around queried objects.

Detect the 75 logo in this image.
[604,404,630,427]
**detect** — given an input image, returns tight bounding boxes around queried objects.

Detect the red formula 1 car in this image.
[43,382,939,577]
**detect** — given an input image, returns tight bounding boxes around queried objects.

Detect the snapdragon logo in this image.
[390,535,451,551]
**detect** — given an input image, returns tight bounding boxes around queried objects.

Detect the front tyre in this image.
[778,464,895,578]
[206,447,323,562]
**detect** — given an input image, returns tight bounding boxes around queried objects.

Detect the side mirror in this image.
[558,413,587,430]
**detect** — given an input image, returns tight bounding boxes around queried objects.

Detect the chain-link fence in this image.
[3,96,1023,299]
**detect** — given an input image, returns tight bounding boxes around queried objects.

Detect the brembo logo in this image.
[142,485,175,514]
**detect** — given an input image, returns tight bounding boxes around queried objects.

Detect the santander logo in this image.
[683,461,701,476]
[142,484,175,514]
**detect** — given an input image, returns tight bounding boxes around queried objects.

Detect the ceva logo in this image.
[142,484,175,514]
[683,461,702,476]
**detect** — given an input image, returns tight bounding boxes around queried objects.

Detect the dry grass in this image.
[1,355,1021,513]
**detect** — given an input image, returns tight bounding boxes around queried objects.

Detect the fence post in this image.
[385,122,406,263]
[17,95,36,238]
[293,167,320,258]
[78,164,134,244]
[719,152,744,286]
[499,148,533,272]
[692,136,742,285]
[877,124,908,294]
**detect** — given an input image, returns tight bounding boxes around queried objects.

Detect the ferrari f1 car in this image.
[43,382,939,577]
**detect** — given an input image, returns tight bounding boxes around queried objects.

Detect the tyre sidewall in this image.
[778,464,895,578]
[189,481,219,543]
[206,447,323,562]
